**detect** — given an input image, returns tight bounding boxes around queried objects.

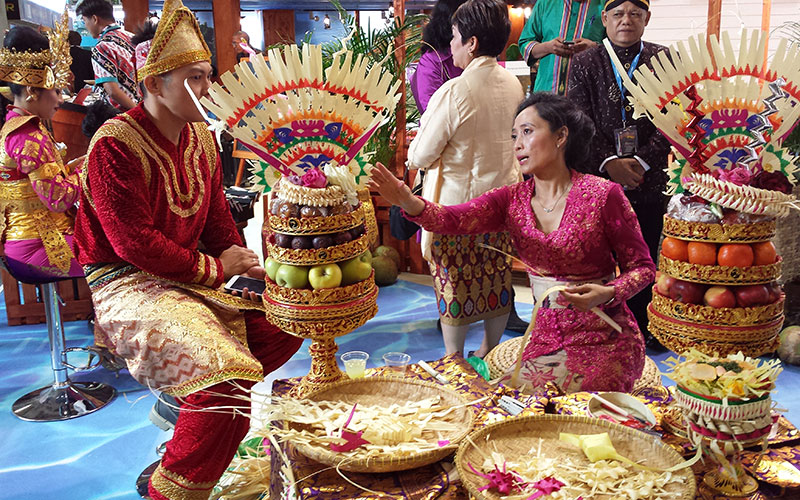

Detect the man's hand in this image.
[219,245,260,279]
[560,283,615,311]
[605,158,645,189]
[530,38,575,59]
[571,38,597,54]
[229,266,265,301]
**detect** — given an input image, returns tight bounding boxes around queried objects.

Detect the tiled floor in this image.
[0,278,797,500]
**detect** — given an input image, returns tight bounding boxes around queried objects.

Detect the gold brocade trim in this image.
[149,463,217,500]
[204,256,219,287]
[3,209,71,240]
[359,187,379,249]
[0,178,38,200]
[31,209,74,272]
[85,115,209,218]
[662,216,776,243]
[266,233,369,265]
[167,366,264,397]
[650,288,785,326]
[192,123,217,175]
[194,253,207,284]
[659,255,782,285]
[139,49,211,81]
[27,161,67,181]
[268,204,364,235]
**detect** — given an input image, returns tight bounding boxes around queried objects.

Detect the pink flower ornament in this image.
[301,168,327,188]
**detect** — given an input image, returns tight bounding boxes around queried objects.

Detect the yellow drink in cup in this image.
[341,351,369,379]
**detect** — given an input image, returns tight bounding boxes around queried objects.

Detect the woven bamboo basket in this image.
[658,255,782,285]
[455,414,696,500]
[285,377,475,473]
[661,216,775,243]
[484,337,662,391]
[650,289,785,327]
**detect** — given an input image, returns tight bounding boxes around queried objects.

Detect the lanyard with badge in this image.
[611,41,643,157]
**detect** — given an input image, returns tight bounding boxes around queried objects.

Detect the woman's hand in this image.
[560,283,615,311]
[368,162,426,216]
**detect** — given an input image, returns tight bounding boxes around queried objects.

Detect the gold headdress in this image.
[136,0,211,81]
[0,8,71,90]
[606,30,800,217]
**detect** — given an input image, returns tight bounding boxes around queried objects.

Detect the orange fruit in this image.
[661,237,689,262]
[717,244,755,267]
[752,241,778,266]
[687,241,717,265]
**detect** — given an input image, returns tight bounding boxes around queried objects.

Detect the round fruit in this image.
[291,236,313,249]
[278,202,299,218]
[274,233,293,248]
[687,241,717,265]
[717,244,754,267]
[300,205,321,218]
[661,237,689,262]
[752,241,778,266]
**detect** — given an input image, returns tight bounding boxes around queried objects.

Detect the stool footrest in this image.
[12,381,116,421]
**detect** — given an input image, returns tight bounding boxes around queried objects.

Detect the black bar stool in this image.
[3,256,116,421]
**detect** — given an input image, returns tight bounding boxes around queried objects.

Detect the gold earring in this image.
[25,94,35,102]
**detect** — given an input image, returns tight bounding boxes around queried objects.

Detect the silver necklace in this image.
[534,183,572,213]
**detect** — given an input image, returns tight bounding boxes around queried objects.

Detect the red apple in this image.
[734,284,770,307]
[704,286,736,308]
[656,274,676,296]
[669,280,707,304]
[766,282,783,304]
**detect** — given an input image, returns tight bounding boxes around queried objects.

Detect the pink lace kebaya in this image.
[407,171,655,391]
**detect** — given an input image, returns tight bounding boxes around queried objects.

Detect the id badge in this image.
[614,126,638,157]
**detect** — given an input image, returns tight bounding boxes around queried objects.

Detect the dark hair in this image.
[421,0,467,53]
[516,92,596,171]
[2,26,49,96]
[75,0,115,21]
[451,0,510,58]
[68,30,82,46]
[81,100,121,138]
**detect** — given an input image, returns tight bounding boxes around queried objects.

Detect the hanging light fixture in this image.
[323,14,331,29]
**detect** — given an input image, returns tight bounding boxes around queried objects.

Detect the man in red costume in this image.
[74,1,302,498]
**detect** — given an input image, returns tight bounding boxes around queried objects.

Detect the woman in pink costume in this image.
[0,26,82,282]
[371,93,655,392]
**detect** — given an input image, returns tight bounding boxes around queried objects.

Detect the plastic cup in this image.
[382,352,411,373]
[341,351,369,379]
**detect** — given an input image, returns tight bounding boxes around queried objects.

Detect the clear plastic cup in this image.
[382,352,411,373]
[341,351,369,379]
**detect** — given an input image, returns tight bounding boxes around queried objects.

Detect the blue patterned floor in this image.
[0,279,797,500]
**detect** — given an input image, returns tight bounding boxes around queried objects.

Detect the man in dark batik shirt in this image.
[568,0,670,349]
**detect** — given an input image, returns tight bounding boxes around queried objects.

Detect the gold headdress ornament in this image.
[0,7,71,90]
[136,0,212,82]
[605,30,800,217]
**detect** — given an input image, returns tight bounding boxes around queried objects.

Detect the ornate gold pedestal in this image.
[263,273,378,397]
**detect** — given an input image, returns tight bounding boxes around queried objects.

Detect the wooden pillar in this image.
[706,0,722,39]
[213,0,241,77]
[262,10,295,47]
[392,0,406,178]
[121,0,148,33]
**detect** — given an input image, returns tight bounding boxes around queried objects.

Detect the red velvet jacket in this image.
[75,104,240,288]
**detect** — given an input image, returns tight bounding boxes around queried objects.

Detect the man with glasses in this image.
[567,0,670,350]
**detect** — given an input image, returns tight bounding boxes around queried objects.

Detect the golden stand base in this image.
[290,336,346,398]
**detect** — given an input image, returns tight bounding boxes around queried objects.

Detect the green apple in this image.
[339,252,373,285]
[275,264,310,289]
[265,257,282,282]
[308,263,343,289]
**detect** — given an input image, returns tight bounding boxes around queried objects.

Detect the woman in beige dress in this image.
[408,0,523,357]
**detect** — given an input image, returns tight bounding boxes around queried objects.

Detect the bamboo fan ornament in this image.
[604,30,800,216]
[200,44,401,192]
